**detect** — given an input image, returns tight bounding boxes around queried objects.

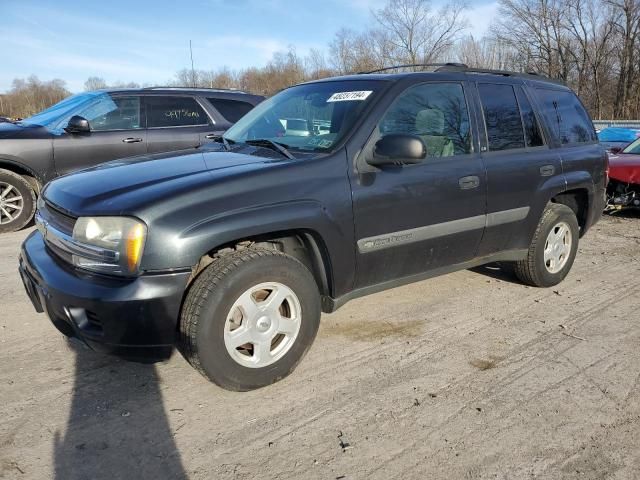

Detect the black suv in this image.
[19,65,607,391]
[0,87,264,233]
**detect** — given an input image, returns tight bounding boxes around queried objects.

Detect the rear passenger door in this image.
[145,96,216,154]
[473,82,563,257]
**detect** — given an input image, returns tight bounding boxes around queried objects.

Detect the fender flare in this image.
[144,199,348,296]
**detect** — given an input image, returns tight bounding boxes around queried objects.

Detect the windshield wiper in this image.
[204,134,234,151]
[245,139,295,160]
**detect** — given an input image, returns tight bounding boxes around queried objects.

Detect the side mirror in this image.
[368,134,426,167]
[609,146,622,154]
[65,115,90,134]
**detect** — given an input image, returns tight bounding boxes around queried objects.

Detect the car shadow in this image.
[469,262,522,285]
[53,340,188,480]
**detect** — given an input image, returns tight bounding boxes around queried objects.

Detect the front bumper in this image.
[19,231,191,361]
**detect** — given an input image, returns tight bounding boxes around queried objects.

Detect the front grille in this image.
[38,200,77,263]
[40,201,77,235]
[85,311,103,330]
[46,242,73,265]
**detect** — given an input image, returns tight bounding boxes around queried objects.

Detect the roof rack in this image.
[434,65,565,84]
[358,63,565,85]
[358,63,469,74]
[142,86,248,93]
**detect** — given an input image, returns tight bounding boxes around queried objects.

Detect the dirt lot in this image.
[1,213,639,480]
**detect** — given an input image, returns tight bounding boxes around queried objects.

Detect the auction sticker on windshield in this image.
[327,91,373,102]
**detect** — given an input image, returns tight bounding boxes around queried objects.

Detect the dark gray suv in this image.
[19,65,607,390]
[0,87,264,233]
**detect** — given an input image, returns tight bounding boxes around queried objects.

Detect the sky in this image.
[0,0,499,93]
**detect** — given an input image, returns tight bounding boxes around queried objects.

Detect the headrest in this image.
[415,109,445,135]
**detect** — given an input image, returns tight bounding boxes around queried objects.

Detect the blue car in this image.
[598,127,640,152]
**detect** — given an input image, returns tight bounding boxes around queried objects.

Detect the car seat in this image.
[415,109,455,157]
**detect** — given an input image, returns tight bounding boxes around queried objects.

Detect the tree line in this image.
[2,0,639,120]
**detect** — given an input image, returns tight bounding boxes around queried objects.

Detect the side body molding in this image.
[357,207,530,254]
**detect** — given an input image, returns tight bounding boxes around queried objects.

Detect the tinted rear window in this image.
[146,96,209,128]
[207,98,255,123]
[478,83,525,151]
[535,89,596,145]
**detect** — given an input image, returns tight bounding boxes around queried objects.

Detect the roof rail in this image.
[434,65,565,85]
[358,63,469,75]
[141,86,248,93]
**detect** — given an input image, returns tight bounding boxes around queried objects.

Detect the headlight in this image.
[72,217,147,276]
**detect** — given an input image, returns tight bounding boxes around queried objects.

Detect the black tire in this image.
[179,247,321,391]
[514,203,579,287]
[0,169,36,234]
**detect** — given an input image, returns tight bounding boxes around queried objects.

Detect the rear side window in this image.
[146,96,209,128]
[478,83,525,151]
[515,87,544,147]
[207,98,255,123]
[535,89,596,145]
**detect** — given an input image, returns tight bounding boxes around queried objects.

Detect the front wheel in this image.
[0,169,36,234]
[179,247,321,391]
[513,203,580,287]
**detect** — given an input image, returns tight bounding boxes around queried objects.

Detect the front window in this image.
[21,92,101,129]
[21,92,143,131]
[224,80,385,154]
[378,82,472,157]
[78,95,142,131]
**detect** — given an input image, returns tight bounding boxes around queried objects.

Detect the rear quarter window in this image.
[207,98,255,123]
[535,89,596,145]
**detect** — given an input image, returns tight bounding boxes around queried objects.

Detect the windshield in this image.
[622,138,640,154]
[21,91,102,129]
[224,80,385,154]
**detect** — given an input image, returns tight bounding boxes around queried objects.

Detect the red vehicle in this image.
[607,138,640,208]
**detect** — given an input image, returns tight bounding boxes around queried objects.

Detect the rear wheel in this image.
[179,247,321,391]
[514,203,579,287]
[0,169,36,234]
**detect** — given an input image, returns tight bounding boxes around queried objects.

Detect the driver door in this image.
[350,81,487,288]
[53,94,147,176]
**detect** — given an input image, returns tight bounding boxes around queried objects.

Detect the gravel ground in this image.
[1,213,639,480]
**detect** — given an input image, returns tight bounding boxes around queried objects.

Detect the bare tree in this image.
[606,0,640,117]
[1,76,69,118]
[84,77,108,91]
[372,0,469,66]
[455,36,520,70]
[491,0,573,79]
[329,28,386,74]
[565,0,619,117]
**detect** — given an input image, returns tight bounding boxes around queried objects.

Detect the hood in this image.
[44,148,282,215]
[608,153,640,185]
[0,121,52,140]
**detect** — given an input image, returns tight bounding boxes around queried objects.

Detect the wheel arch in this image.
[551,188,589,235]
[0,158,42,194]
[185,228,334,300]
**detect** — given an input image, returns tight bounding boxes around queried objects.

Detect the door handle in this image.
[459,175,480,190]
[122,137,143,143]
[540,165,555,176]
